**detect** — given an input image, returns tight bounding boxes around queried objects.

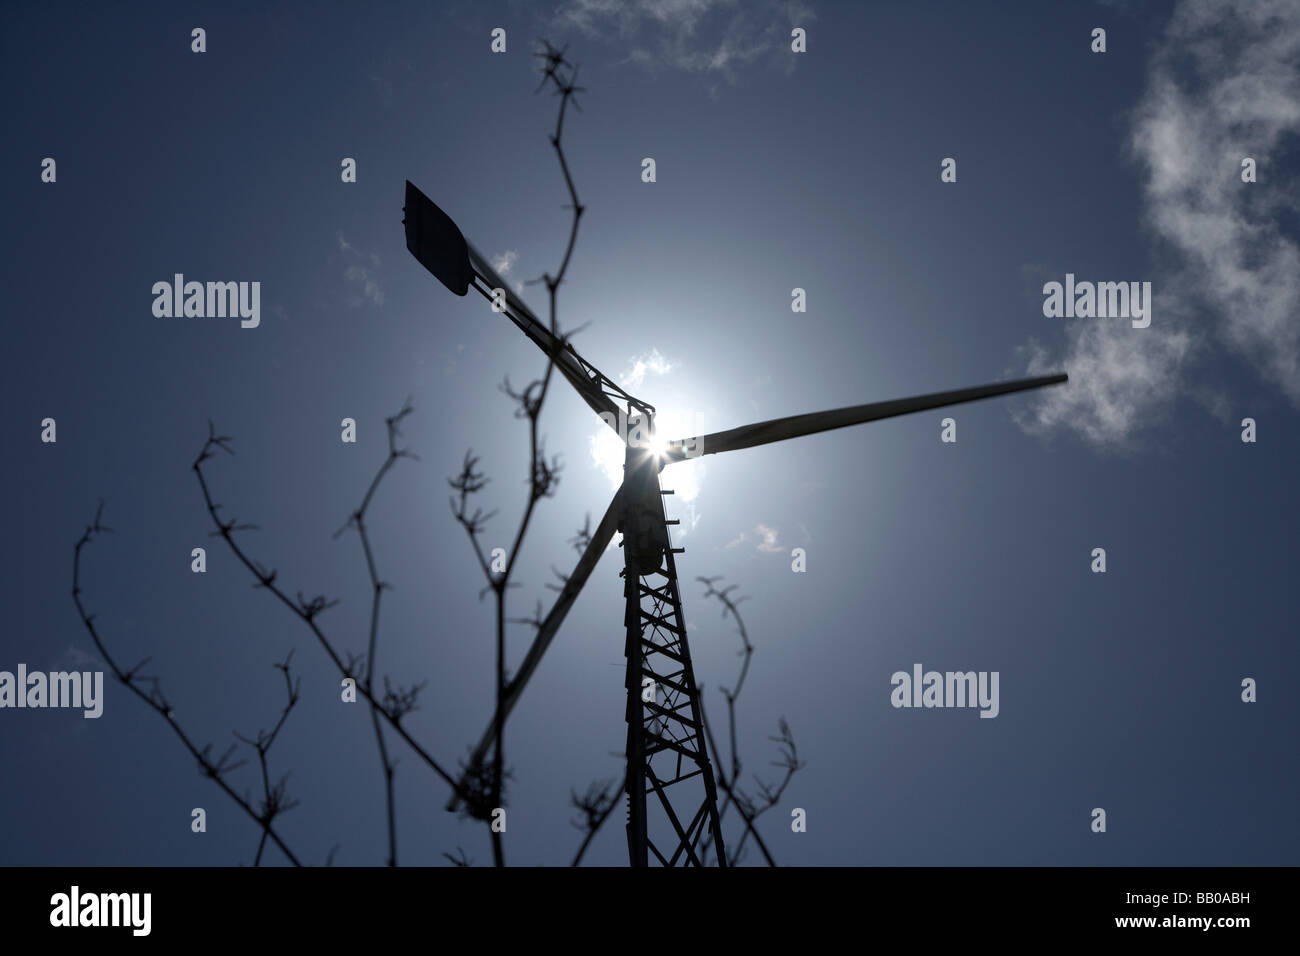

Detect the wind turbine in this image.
[403,180,1067,866]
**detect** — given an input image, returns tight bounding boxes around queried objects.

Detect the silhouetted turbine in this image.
[404,180,1068,864]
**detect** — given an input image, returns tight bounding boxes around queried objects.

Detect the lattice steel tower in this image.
[621,424,727,865]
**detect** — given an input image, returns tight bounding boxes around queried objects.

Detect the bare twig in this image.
[71,501,302,866]
[569,772,624,867]
[332,398,418,866]
[192,423,467,817]
[696,576,805,866]
[445,38,590,867]
[442,846,473,867]
[233,650,302,865]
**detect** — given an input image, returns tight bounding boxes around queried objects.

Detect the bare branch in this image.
[442,846,473,867]
[193,430,468,816]
[695,577,805,866]
[451,37,589,867]
[72,504,302,866]
[569,772,623,867]
[330,403,420,866]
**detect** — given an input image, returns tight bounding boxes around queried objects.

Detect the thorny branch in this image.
[442,846,473,867]
[696,576,805,866]
[72,501,304,866]
[332,397,420,866]
[72,40,799,869]
[445,38,589,867]
[193,420,468,835]
[233,650,302,866]
[568,772,624,867]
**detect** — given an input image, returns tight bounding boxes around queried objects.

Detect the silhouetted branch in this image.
[696,576,805,866]
[233,650,302,866]
[331,399,417,866]
[193,425,467,820]
[443,38,590,868]
[453,757,512,824]
[381,675,426,723]
[568,513,592,554]
[569,772,624,867]
[442,846,473,867]
[72,502,302,866]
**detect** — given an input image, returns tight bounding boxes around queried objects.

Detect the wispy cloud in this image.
[492,250,519,275]
[1017,0,1300,445]
[337,231,385,307]
[555,0,816,80]
[369,73,394,108]
[1017,321,1194,446]
[725,523,783,552]
[621,347,673,389]
[56,643,100,671]
[754,522,782,553]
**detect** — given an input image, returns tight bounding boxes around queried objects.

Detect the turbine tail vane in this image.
[404,179,631,431]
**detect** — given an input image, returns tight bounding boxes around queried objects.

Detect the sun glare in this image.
[590,426,625,487]
[589,406,704,503]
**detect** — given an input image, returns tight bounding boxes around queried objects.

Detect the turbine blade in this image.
[661,373,1068,462]
[447,490,623,811]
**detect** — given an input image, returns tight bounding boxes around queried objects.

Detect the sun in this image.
[589,407,704,503]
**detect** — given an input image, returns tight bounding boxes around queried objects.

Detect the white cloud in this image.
[754,523,781,553]
[1016,320,1194,446]
[555,0,816,79]
[57,643,100,670]
[337,231,385,307]
[621,348,673,389]
[723,524,781,552]
[343,264,384,307]
[1017,0,1300,445]
[492,250,519,275]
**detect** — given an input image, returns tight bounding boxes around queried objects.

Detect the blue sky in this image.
[2,0,1296,866]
